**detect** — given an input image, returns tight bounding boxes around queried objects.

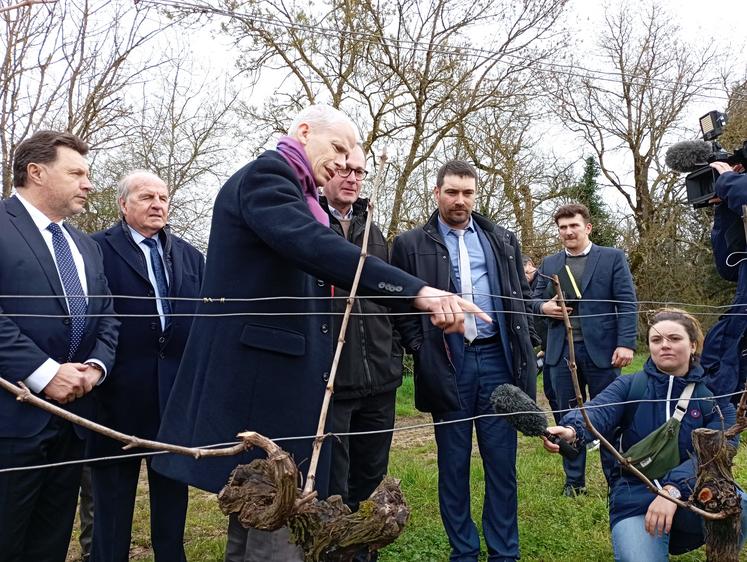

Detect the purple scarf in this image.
[276,136,330,227]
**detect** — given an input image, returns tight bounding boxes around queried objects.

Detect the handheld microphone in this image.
[490,384,580,460]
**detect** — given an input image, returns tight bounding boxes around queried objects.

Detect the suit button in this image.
[442,255,447,260]
[395,286,403,292]
[158,336,166,344]
[378,282,386,289]
[509,255,514,260]
[159,352,166,359]
[512,291,517,295]
[322,372,329,382]
[317,279,325,287]
[63,318,71,326]
[321,323,329,334]
[516,325,521,330]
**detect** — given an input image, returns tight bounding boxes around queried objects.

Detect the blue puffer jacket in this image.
[561,358,737,529]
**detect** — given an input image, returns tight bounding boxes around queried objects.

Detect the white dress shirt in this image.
[128,225,169,331]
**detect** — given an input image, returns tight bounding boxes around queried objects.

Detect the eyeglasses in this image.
[337,167,368,181]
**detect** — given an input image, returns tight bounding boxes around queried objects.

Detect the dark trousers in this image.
[541,365,562,424]
[550,340,619,487]
[433,343,518,562]
[0,417,83,562]
[79,465,94,559]
[224,516,303,562]
[329,390,396,510]
[91,458,187,562]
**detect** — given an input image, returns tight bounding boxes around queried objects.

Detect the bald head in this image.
[289,104,359,186]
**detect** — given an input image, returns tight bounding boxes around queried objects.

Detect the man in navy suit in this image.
[152,105,488,562]
[532,202,638,496]
[391,160,537,562]
[89,171,204,562]
[0,131,119,562]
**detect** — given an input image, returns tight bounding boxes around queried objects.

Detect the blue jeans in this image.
[550,340,619,487]
[611,492,747,561]
[433,342,518,562]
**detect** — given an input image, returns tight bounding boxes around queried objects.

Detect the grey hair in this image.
[117,170,167,201]
[286,104,359,140]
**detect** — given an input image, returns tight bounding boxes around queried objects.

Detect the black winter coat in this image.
[320,197,403,399]
[152,151,425,493]
[391,211,537,413]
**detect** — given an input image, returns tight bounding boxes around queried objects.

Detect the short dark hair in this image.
[436,160,478,188]
[553,203,591,225]
[522,254,534,267]
[13,130,89,188]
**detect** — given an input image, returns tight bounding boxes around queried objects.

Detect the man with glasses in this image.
[320,146,400,562]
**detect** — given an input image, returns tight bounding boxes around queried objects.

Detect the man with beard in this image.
[391,160,536,562]
[531,202,638,497]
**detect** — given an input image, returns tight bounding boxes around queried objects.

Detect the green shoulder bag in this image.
[621,383,695,481]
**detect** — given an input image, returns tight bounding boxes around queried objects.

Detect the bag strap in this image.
[620,371,648,433]
[671,383,696,422]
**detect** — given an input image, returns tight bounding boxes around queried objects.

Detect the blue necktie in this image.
[142,237,171,328]
[47,223,87,360]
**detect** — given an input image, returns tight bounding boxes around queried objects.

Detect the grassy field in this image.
[67,359,747,561]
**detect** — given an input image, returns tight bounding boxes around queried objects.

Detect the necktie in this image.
[454,229,478,343]
[142,238,171,329]
[47,223,87,360]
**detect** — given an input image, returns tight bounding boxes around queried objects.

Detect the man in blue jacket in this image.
[532,203,638,496]
[701,162,747,404]
[0,131,119,561]
[391,160,537,562]
[89,171,205,562]
[152,106,488,562]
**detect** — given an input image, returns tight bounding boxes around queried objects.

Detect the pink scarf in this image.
[276,136,330,227]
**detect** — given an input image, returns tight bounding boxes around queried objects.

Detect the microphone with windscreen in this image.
[490,384,580,459]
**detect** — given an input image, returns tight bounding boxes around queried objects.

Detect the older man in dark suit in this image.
[89,171,204,562]
[0,131,119,562]
[532,202,638,496]
[153,104,488,562]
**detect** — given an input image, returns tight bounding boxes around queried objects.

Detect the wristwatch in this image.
[664,486,681,500]
[85,362,104,374]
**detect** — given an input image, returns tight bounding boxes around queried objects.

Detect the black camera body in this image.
[665,111,747,208]
[686,141,747,208]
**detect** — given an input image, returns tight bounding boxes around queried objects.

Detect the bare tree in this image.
[545,2,716,270]
[75,57,240,250]
[0,0,174,198]
[207,0,570,237]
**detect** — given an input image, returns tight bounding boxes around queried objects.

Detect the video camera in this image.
[665,111,747,208]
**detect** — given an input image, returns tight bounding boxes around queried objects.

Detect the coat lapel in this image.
[5,196,67,313]
[107,225,151,286]
[580,244,601,293]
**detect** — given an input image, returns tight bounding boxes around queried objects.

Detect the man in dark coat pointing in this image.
[153,104,489,562]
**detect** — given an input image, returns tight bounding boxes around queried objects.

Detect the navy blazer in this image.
[391,211,537,413]
[531,244,638,369]
[152,150,426,494]
[0,196,119,439]
[88,221,204,456]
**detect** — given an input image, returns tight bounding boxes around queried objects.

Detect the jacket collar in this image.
[319,196,369,218]
[643,356,705,384]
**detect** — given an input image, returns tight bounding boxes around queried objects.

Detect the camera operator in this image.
[701,161,747,403]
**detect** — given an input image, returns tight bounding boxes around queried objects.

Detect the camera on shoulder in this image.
[665,110,747,208]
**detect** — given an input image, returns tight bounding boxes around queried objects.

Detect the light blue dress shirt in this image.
[437,216,497,338]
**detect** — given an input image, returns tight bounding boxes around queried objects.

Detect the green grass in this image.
[67,355,747,561]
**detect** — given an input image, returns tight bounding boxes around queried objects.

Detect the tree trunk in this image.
[691,427,742,562]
